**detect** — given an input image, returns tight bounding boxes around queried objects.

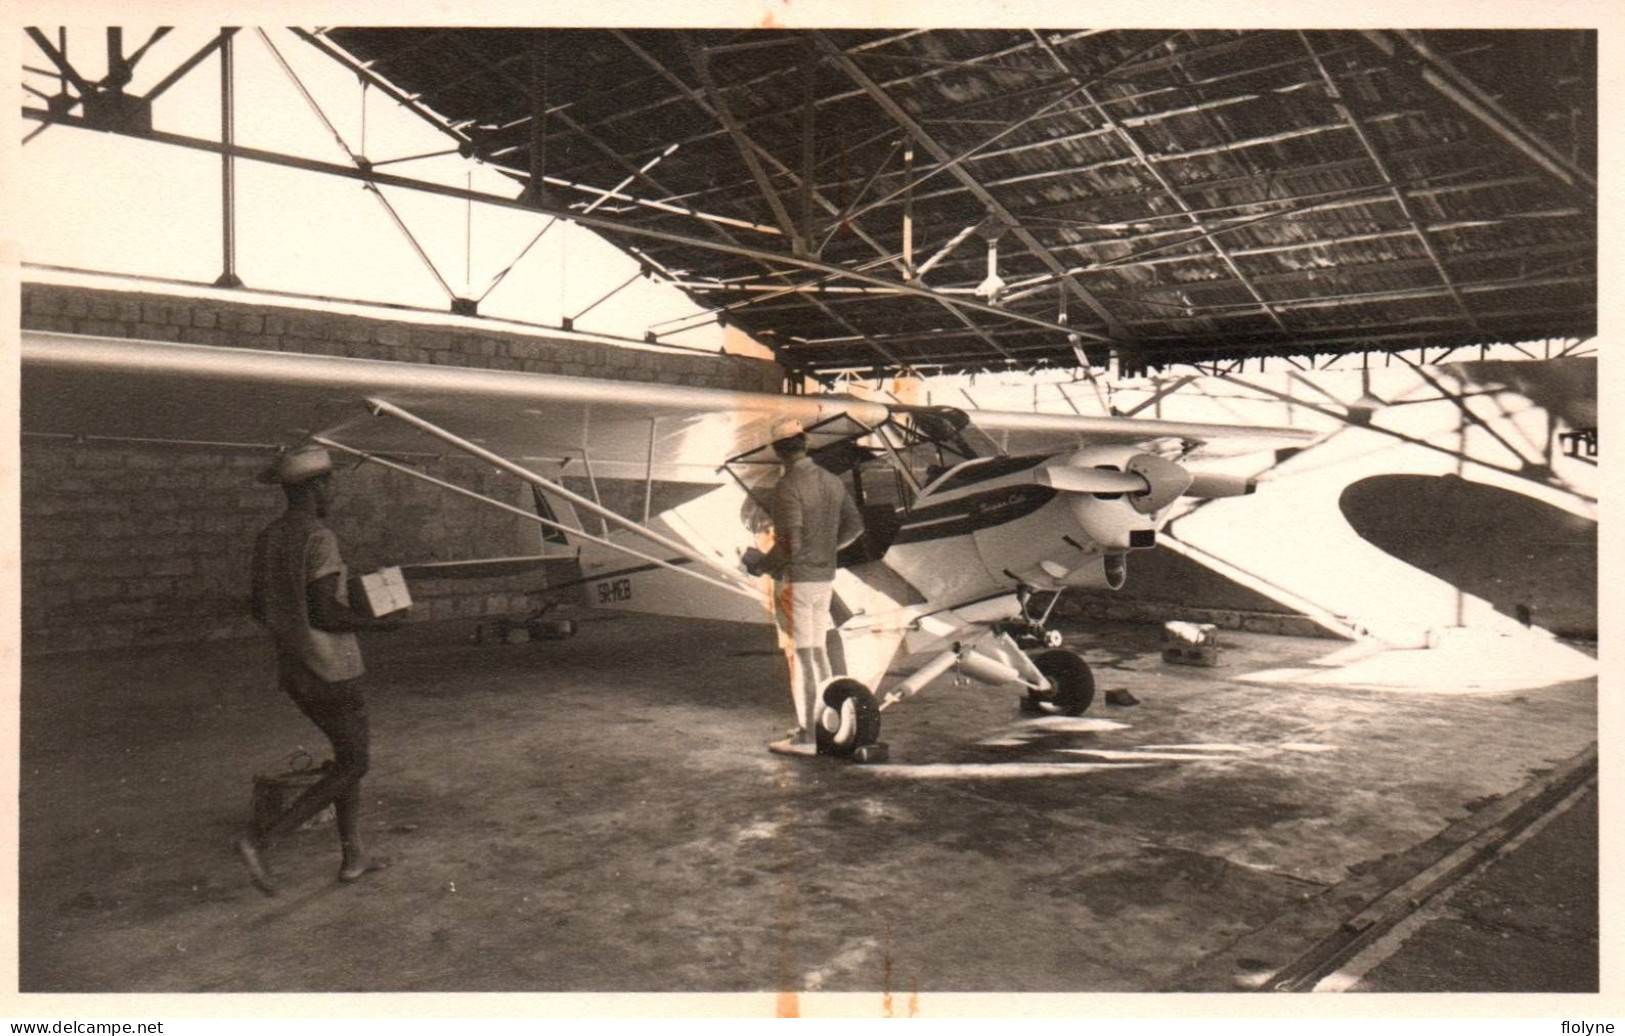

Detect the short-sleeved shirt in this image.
[251,511,364,683]
[763,456,864,583]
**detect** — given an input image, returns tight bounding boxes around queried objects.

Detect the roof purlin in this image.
[616,30,1017,364]
[814,31,1135,349]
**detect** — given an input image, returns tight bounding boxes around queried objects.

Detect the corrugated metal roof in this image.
[324,27,1595,375]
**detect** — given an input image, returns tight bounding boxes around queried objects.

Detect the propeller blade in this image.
[1039,465,1148,495]
[1185,472,1257,498]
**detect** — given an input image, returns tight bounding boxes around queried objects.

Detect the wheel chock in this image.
[1018,698,1046,715]
[768,739,818,758]
[770,739,888,763]
[851,742,889,764]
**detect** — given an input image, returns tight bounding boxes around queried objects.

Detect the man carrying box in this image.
[237,444,408,895]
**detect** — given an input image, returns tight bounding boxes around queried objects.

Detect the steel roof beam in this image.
[815,30,1131,345]
[1127,302,1593,343]
[933,206,1588,292]
[805,306,1596,369]
[782,166,1534,287]
[1020,141,1516,221]
[571,31,1378,180]
[144,29,238,102]
[736,101,1436,228]
[1299,32,1481,335]
[830,308,1595,371]
[1364,30,1594,197]
[1081,240,1593,303]
[613,30,1024,361]
[23,106,1110,352]
[566,29,1290,172]
[673,57,1389,212]
[1019,172,1539,236]
[589,33,1189,201]
[550,45,909,368]
[1031,32,1291,338]
[734,246,1589,320]
[921,171,1496,282]
[23,28,93,96]
[580,28,1100,143]
[1171,271,1593,319]
[922,208,1588,291]
[682,36,806,251]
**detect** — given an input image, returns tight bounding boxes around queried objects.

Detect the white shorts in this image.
[773,579,834,650]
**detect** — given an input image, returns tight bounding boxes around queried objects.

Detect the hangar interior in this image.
[14,26,1599,1000]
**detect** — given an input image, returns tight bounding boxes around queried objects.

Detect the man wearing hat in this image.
[236,444,406,895]
[744,418,864,750]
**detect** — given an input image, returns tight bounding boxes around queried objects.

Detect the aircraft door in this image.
[841,463,905,564]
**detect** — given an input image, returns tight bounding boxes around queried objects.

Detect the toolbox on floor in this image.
[1162,621,1221,666]
[473,603,579,645]
[251,751,334,836]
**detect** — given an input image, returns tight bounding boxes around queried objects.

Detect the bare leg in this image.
[246,671,385,889]
[794,647,822,739]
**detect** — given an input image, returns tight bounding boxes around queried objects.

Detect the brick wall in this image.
[20,283,785,655]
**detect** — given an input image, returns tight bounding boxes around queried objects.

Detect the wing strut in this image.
[312,436,760,603]
[362,398,762,596]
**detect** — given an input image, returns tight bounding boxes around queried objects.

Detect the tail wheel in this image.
[815,678,882,757]
[1025,650,1095,716]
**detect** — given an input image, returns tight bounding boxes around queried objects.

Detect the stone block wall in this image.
[22,283,783,390]
[1061,544,1340,638]
[19,283,784,656]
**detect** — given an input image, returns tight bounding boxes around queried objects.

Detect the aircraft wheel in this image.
[1025,650,1095,716]
[815,678,881,758]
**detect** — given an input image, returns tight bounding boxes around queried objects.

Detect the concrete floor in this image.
[1347,783,1598,993]
[18,612,1596,998]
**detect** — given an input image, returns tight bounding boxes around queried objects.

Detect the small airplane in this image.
[21,329,1317,759]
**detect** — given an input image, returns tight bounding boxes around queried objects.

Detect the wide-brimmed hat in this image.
[770,417,806,443]
[257,445,334,485]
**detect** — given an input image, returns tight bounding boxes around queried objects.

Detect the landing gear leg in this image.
[1006,588,1066,650]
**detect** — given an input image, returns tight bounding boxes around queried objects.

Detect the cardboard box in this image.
[348,566,412,617]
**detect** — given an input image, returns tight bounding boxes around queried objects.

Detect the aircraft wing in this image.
[962,408,1319,458]
[21,331,1315,482]
[20,331,891,482]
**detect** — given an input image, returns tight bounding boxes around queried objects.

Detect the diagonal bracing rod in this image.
[684,36,804,250]
[1364,30,1594,196]
[363,398,761,596]
[312,436,759,602]
[436,31,901,366]
[1298,32,1479,335]
[815,30,1130,341]
[256,28,458,304]
[20,106,1100,344]
[613,31,1036,360]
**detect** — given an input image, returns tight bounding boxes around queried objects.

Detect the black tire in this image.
[1025,650,1095,716]
[815,678,882,757]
